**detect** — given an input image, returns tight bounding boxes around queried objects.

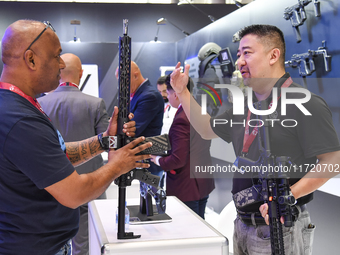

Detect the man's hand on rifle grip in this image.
[259,203,284,225]
[104,106,136,137]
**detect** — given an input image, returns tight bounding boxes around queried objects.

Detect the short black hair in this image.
[157,76,167,85]
[165,74,193,93]
[238,24,286,67]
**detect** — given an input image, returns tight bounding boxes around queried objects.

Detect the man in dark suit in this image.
[151,77,215,219]
[38,53,109,255]
[129,61,164,178]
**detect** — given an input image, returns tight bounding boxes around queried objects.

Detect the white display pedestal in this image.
[89,196,228,255]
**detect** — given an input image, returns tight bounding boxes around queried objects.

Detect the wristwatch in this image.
[98,133,109,151]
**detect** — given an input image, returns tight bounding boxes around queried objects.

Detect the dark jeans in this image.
[183,195,209,219]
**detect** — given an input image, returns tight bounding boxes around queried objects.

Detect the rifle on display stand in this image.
[235,100,298,255]
[113,19,170,239]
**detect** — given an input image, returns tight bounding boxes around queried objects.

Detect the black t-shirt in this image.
[210,73,340,202]
[0,90,78,254]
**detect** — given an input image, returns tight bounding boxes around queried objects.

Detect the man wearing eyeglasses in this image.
[0,20,152,255]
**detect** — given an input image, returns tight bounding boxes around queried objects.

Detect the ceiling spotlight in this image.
[234,0,254,8]
[153,26,161,42]
[235,1,244,8]
[70,19,81,42]
[156,18,190,36]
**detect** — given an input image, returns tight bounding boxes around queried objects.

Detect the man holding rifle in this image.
[170,24,340,255]
[0,20,152,255]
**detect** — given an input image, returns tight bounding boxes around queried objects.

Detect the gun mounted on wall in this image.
[283,0,321,43]
[285,40,332,77]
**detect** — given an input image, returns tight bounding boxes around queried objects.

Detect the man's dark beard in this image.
[163,97,169,103]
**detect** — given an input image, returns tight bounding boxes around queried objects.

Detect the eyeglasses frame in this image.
[25,21,56,52]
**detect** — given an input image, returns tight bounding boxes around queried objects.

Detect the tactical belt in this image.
[237,210,266,226]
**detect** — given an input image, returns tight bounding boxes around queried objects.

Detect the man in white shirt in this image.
[157,76,177,135]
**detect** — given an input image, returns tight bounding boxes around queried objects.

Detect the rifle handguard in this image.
[135,134,171,156]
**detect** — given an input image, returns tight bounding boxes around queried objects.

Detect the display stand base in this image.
[117,232,141,239]
[127,205,172,224]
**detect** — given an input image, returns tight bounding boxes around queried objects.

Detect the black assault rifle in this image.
[113,19,170,239]
[283,0,321,43]
[236,100,298,255]
[285,40,332,78]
